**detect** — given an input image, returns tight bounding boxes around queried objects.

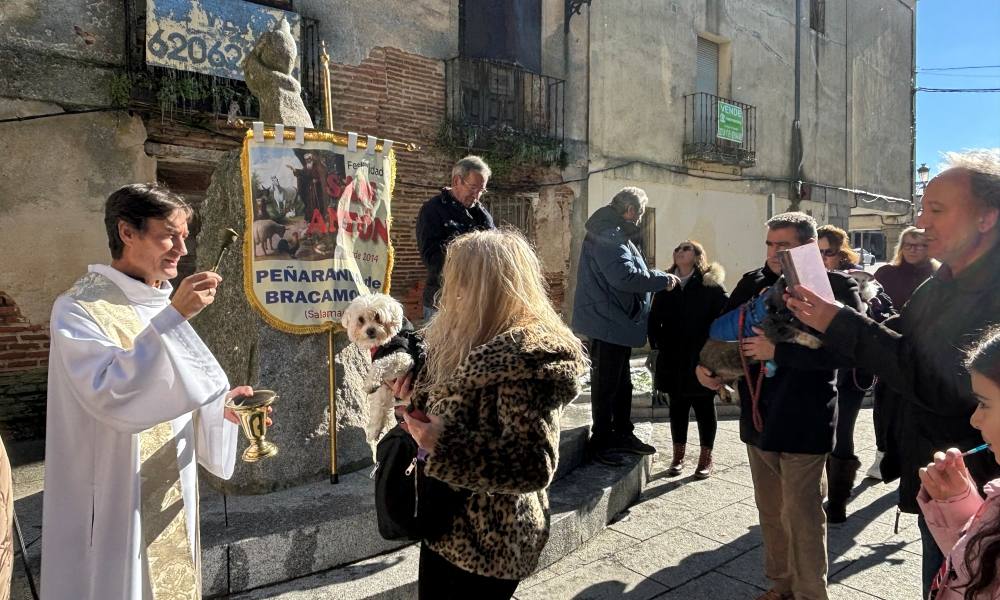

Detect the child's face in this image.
[970,370,1000,464]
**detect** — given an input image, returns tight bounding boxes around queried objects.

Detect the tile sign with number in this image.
[145,0,300,81]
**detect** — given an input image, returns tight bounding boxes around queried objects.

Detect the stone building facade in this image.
[0,0,914,440]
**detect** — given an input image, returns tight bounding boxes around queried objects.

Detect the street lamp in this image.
[917,163,930,188]
[914,163,931,218]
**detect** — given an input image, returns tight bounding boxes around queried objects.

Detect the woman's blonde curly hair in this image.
[420,229,588,393]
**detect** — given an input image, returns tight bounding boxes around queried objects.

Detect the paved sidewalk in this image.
[513,408,922,599]
[204,408,922,599]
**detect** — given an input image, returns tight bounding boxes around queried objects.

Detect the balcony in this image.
[122,0,323,124]
[445,57,565,148]
[683,92,757,168]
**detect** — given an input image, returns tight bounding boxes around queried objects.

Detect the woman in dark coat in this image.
[818,225,878,523]
[648,240,727,478]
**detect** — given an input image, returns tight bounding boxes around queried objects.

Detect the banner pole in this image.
[328,328,339,484]
[320,41,333,131]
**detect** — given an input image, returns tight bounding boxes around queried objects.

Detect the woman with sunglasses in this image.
[648,240,728,478]
[874,226,939,309]
[817,225,877,522]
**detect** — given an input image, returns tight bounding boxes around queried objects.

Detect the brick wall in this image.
[0,292,49,440]
[328,47,452,321]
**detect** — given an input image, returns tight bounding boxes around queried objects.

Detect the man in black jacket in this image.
[698,212,863,600]
[416,156,495,319]
[786,150,1000,598]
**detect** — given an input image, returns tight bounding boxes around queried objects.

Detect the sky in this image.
[915,0,1000,178]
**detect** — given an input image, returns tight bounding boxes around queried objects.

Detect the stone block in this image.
[194,152,373,494]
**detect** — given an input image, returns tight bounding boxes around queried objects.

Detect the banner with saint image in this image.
[241,129,394,333]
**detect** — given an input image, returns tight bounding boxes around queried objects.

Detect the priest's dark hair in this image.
[105,183,192,259]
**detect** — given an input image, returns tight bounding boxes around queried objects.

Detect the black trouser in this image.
[418,544,519,600]
[589,339,634,443]
[669,393,717,448]
[833,381,865,459]
[872,379,887,452]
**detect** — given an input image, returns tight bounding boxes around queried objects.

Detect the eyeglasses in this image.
[460,177,488,195]
[902,243,928,251]
[674,245,694,252]
[820,248,839,258]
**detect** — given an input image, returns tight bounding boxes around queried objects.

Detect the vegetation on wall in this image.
[436,119,567,181]
[108,69,258,119]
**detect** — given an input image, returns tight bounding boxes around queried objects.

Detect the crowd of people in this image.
[2,149,995,600]
[566,149,1000,600]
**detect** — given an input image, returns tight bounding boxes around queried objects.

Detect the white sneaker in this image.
[865,451,884,480]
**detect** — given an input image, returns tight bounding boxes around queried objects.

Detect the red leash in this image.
[737,305,766,432]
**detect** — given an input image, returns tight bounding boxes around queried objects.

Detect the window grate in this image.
[483,195,535,239]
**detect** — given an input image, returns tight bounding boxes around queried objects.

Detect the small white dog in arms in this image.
[341,294,426,460]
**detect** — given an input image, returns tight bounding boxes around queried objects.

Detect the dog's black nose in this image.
[366,327,377,338]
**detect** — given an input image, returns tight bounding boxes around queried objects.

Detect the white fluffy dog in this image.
[341,294,424,459]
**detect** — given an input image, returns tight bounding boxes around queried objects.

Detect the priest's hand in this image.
[223,386,273,426]
[172,271,223,319]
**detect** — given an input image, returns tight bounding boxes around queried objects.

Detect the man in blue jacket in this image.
[573,187,678,465]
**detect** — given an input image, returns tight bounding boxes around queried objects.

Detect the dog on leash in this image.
[699,277,821,383]
[341,294,426,459]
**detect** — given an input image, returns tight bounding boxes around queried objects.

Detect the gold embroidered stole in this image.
[70,272,198,600]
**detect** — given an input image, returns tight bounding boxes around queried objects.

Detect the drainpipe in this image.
[790,0,804,207]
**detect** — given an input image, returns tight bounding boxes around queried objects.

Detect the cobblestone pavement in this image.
[514,408,922,600]
[10,408,923,599]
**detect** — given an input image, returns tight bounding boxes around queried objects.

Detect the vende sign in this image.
[717,101,745,143]
[145,0,300,80]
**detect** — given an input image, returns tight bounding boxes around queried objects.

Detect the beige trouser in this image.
[747,445,829,600]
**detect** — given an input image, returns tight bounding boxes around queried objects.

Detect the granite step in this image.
[223,422,653,600]
[200,402,601,596]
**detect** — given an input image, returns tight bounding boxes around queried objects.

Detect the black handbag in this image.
[371,424,468,541]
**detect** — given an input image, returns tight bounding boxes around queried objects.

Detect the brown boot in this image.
[667,443,686,476]
[694,447,713,479]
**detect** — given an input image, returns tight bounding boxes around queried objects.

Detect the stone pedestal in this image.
[194,152,372,494]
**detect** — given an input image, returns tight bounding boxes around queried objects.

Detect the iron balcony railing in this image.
[683,92,757,168]
[123,0,322,123]
[445,57,565,144]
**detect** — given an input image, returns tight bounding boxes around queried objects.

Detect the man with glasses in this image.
[785,150,1000,599]
[416,155,495,319]
[573,187,679,466]
[697,212,863,600]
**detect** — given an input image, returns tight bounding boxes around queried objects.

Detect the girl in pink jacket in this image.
[918,326,1000,599]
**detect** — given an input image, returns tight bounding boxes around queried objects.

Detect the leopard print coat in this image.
[413,326,584,580]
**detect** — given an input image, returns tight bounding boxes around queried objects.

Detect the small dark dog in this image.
[699,278,821,383]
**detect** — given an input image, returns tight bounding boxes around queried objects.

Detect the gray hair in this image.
[451,155,492,181]
[943,149,1000,211]
[766,211,817,244]
[609,186,649,215]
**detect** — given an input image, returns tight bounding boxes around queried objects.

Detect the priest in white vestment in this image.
[41,184,261,600]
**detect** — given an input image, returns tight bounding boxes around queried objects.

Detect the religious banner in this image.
[145,0,301,80]
[241,128,395,334]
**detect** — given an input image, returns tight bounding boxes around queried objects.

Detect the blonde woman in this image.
[874,226,939,308]
[394,229,588,599]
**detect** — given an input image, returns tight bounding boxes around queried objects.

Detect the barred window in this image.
[483,194,535,239]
